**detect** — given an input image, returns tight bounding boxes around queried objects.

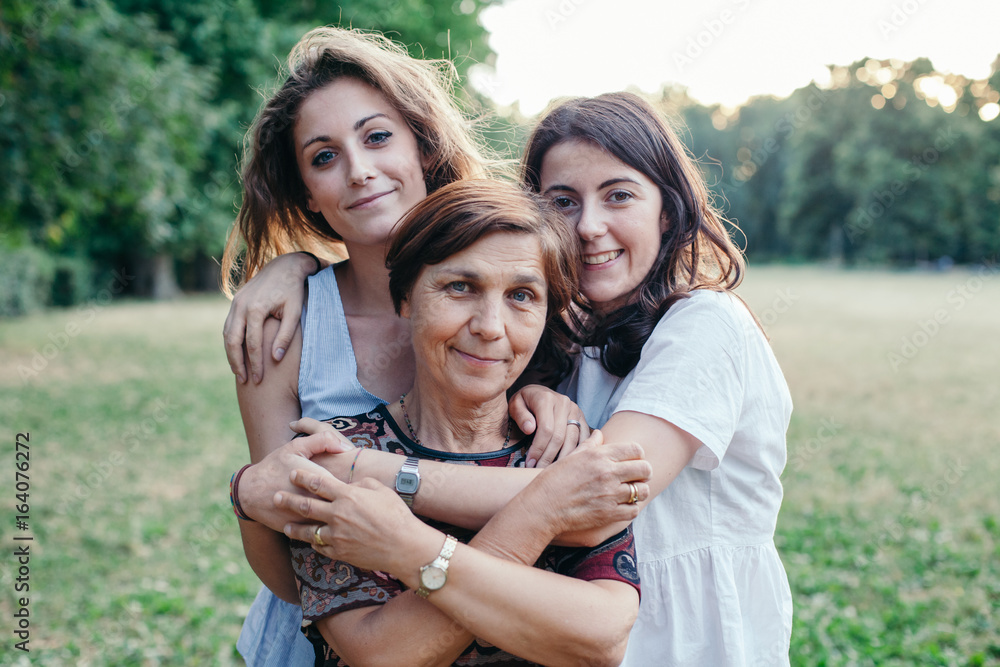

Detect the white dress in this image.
[562,290,794,667]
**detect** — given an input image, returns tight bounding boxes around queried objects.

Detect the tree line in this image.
[1,0,998,315]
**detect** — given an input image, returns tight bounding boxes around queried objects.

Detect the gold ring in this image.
[313,524,327,547]
[627,482,639,505]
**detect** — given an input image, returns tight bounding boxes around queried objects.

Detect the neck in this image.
[336,242,395,315]
[396,386,511,454]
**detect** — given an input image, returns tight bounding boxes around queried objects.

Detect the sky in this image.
[470,0,1000,114]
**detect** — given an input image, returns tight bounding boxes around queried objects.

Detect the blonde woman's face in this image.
[539,140,666,314]
[294,77,427,249]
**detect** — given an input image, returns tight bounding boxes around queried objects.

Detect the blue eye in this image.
[448,281,468,293]
[367,131,392,145]
[511,290,530,302]
[312,149,335,166]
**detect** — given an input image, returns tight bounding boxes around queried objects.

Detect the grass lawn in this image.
[1,265,998,666]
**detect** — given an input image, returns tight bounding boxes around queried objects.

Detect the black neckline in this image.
[374,404,529,461]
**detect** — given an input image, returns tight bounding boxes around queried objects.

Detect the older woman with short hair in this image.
[272,179,650,667]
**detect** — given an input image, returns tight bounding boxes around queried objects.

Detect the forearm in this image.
[315,449,540,530]
[418,501,634,667]
[239,521,299,603]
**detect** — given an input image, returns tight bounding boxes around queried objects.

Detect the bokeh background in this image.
[1,0,998,664]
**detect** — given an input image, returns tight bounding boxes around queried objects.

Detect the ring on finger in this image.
[567,420,582,428]
[626,482,639,505]
[313,524,327,547]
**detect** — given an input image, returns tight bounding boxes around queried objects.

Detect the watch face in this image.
[421,565,447,591]
[396,472,420,494]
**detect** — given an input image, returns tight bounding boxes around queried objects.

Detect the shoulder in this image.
[646,290,753,350]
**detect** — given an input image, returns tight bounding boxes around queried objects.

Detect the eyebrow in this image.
[440,269,545,286]
[543,177,641,195]
[301,113,391,152]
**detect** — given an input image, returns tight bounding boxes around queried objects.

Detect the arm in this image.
[224,251,323,384]
[291,424,646,546]
[234,317,348,603]
[280,461,643,667]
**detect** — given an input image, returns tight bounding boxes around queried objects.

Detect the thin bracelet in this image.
[348,448,363,484]
[298,251,322,275]
[230,463,256,521]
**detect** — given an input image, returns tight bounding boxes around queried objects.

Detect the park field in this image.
[1,265,998,666]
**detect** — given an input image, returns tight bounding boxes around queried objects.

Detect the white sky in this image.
[471,0,1000,113]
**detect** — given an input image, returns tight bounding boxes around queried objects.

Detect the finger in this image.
[283,520,331,547]
[615,459,654,484]
[620,481,651,506]
[288,467,346,500]
[223,312,249,383]
[603,440,645,462]
[271,310,300,363]
[528,407,563,468]
[534,439,564,469]
[289,417,333,436]
[508,393,536,435]
[244,308,267,384]
[288,431,354,457]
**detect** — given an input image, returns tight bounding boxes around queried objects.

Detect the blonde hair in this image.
[222,26,492,295]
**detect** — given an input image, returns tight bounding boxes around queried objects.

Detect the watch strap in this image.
[416,534,458,599]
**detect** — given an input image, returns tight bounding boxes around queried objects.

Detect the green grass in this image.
[1,266,998,665]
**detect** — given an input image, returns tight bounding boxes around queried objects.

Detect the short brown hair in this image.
[387,179,581,385]
[222,27,492,295]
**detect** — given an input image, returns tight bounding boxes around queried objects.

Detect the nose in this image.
[575,202,606,242]
[469,296,504,341]
[346,148,376,186]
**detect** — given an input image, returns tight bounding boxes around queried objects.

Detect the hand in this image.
[518,435,652,538]
[508,385,591,469]
[223,252,316,384]
[238,430,355,531]
[278,468,435,574]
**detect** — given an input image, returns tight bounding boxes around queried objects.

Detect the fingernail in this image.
[275,348,285,361]
[523,420,534,430]
[526,458,536,468]
[237,374,245,383]
[274,492,283,503]
[290,471,298,482]
[252,374,260,384]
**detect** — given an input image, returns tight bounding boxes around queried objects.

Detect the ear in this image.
[399,298,411,319]
[305,190,319,213]
[659,211,670,234]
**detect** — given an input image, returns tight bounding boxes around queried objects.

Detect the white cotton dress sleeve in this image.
[563,290,794,667]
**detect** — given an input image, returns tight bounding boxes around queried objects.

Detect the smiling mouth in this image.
[348,191,392,209]
[456,349,503,365]
[582,250,624,265]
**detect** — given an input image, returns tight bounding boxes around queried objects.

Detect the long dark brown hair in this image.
[222,27,491,295]
[522,92,750,377]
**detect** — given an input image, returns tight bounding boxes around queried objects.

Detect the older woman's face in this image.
[401,232,548,405]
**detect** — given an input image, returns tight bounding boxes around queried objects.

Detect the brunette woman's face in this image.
[294,77,427,249]
[538,140,666,313]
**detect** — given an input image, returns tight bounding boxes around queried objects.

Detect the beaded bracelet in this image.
[230,463,256,521]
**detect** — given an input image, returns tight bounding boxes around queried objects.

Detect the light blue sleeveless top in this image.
[238,264,388,666]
